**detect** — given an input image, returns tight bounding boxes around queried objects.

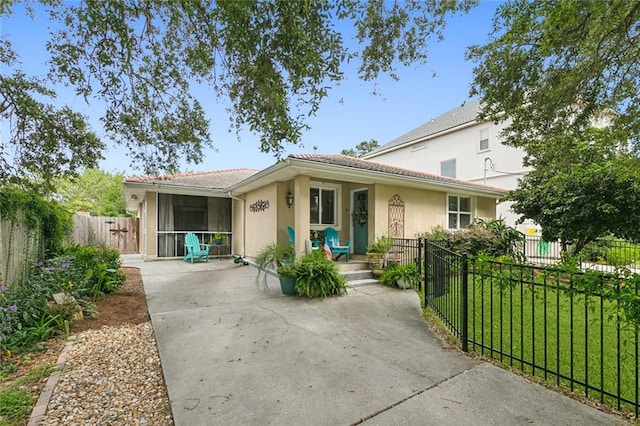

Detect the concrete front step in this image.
[336,260,379,286]
[341,269,374,281]
[337,261,370,272]
[347,278,380,288]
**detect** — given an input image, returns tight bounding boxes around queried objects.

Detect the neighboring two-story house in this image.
[363,99,535,231]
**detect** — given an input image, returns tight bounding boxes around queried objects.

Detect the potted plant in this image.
[379,263,421,289]
[255,242,296,294]
[210,232,228,246]
[366,235,393,273]
[290,250,347,298]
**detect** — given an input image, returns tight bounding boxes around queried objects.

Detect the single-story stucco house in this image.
[123,154,505,261]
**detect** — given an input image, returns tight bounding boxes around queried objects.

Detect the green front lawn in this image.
[426,267,639,416]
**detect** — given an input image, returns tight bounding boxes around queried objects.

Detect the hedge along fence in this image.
[0,187,71,286]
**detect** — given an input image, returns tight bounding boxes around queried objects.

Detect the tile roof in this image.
[288,154,505,192]
[367,99,482,156]
[125,168,259,189]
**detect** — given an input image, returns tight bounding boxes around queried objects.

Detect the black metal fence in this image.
[423,239,640,419]
[389,238,423,271]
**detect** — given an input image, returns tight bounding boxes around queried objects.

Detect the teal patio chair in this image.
[287,226,295,245]
[183,233,210,263]
[324,227,350,262]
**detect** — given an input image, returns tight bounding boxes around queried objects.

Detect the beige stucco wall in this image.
[244,183,278,257]
[277,181,295,244]
[231,198,244,255]
[145,191,157,259]
[476,197,497,221]
[372,185,446,239]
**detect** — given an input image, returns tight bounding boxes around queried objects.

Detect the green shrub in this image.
[0,187,72,256]
[292,250,347,298]
[0,246,124,353]
[61,245,125,298]
[418,219,525,261]
[379,263,421,289]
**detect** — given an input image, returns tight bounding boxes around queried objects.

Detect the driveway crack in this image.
[350,364,478,425]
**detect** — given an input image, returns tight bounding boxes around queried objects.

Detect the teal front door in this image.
[352,190,368,254]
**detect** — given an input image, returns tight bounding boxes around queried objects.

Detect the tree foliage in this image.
[340,139,379,157]
[52,168,128,217]
[1,0,476,187]
[468,0,640,157]
[506,128,640,253]
[0,38,103,189]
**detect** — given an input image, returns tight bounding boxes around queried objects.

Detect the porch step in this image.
[336,260,379,287]
[341,269,374,281]
[347,278,380,288]
[337,260,370,272]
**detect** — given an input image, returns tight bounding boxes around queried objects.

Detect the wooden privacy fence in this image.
[70,215,139,254]
[0,209,42,285]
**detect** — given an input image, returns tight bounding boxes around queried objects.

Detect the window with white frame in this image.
[440,159,456,178]
[310,183,340,228]
[447,195,472,229]
[479,128,490,151]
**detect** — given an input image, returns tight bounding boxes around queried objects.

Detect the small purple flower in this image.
[0,285,5,291]
[61,262,70,269]
[5,315,11,322]
[9,305,17,312]
[38,260,44,267]
[45,267,53,273]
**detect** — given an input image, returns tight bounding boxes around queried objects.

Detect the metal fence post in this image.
[424,239,429,307]
[461,253,469,352]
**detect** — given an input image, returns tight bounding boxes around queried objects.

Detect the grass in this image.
[426,264,639,418]
[0,363,56,426]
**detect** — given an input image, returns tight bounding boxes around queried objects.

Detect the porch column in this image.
[293,175,310,256]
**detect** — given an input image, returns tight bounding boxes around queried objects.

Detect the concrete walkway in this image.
[122,256,627,425]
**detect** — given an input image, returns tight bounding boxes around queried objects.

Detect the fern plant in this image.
[292,250,347,298]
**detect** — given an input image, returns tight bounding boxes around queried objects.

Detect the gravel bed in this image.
[40,322,173,425]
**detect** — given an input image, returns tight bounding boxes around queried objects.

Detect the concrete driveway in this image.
[123,256,626,425]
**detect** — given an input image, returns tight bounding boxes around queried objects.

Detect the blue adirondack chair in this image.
[183,233,210,263]
[287,226,295,245]
[324,227,350,262]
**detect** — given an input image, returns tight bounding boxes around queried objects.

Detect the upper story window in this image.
[440,159,456,178]
[447,195,472,229]
[310,182,341,229]
[479,128,490,151]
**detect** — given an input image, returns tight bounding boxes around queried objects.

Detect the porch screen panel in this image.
[173,195,208,231]
[208,198,232,232]
[158,194,176,257]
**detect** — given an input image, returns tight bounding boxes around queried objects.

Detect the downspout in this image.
[227,191,246,257]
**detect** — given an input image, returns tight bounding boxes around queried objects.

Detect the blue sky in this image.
[1,2,500,176]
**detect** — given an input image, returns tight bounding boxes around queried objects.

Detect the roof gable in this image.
[366,99,482,157]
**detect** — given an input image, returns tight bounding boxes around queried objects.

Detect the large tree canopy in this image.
[1,0,476,186]
[52,168,128,217]
[506,128,640,253]
[468,0,640,157]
